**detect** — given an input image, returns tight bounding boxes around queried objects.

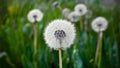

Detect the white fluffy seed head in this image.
[91,17,108,32]
[68,11,79,22]
[85,10,92,19]
[74,4,87,16]
[44,19,76,50]
[52,1,60,8]
[62,8,71,19]
[27,9,43,23]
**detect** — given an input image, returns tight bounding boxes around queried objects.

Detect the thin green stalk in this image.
[84,19,88,32]
[98,34,102,68]
[94,31,103,68]
[33,21,37,68]
[34,22,37,55]
[80,17,83,31]
[58,49,62,68]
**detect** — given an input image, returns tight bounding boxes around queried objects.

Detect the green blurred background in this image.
[0,0,120,68]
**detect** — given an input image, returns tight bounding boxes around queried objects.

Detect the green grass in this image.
[0,0,120,68]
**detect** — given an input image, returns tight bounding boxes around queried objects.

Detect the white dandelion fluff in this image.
[27,9,43,23]
[52,1,60,8]
[68,11,79,22]
[85,10,92,19]
[62,8,71,19]
[91,17,108,32]
[44,19,76,50]
[74,4,87,16]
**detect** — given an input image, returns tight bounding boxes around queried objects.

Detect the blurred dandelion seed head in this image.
[74,4,87,16]
[68,11,79,22]
[91,17,108,32]
[62,8,71,19]
[52,1,60,8]
[27,9,43,23]
[44,19,76,50]
[85,10,92,19]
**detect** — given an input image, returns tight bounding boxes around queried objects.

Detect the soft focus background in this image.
[0,0,120,68]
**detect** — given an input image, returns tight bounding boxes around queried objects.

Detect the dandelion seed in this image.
[52,1,62,10]
[85,10,92,19]
[68,11,79,22]
[84,10,92,31]
[52,1,60,8]
[27,9,43,23]
[91,17,108,32]
[62,8,71,19]
[74,4,87,16]
[44,19,76,50]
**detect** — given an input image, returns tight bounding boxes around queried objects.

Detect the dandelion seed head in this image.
[74,4,87,16]
[52,1,60,8]
[62,8,71,19]
[44,19,76,50]
[85,10,92,19]
[27,9,43,23]
[91,17,108,32]
[68,11,79,22]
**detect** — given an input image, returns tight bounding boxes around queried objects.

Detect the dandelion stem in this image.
[80,17,83,31]
[33,21,37,68]
[58,49,62,68]
[34,22,37,55]
[94,31,103,67]
[98,35,102,68]
[84,19,88,32]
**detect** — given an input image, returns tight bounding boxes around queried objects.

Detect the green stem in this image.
[98,34,102,68]
[34,22,37,55]
[58,49,62,68]
[33,22,37,68]
[84,19,88,32]
[94,31,103,68]
[80,17,83,31]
